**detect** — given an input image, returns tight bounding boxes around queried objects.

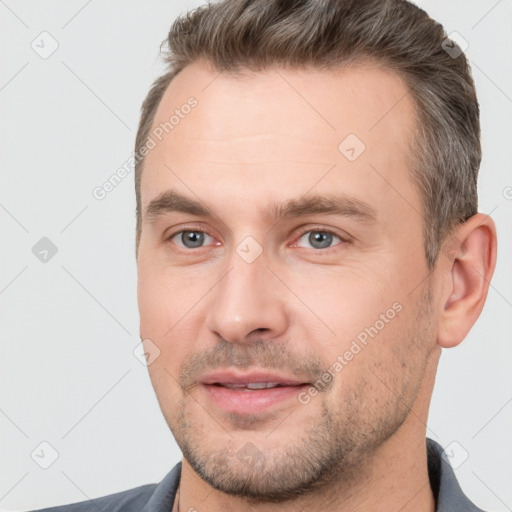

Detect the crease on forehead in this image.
[142,58,420,227]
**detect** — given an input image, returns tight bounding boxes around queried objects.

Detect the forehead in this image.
[140,60,419,225]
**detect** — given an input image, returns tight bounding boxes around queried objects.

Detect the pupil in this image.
[309,231,332,249]
[183,231,204,248]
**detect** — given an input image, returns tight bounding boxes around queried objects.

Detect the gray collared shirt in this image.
[31,439,486,511]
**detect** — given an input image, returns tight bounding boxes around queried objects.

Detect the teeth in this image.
[221,382,282,390]
[247,382,281,389]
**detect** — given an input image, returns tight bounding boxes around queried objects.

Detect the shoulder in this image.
[29,484,157,512]
[27,462,182,512]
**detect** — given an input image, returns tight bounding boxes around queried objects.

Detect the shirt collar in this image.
[427,438,484,511]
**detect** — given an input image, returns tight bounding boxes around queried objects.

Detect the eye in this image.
[167,227,347,252]
[293,229,345,250]
[169,229,216,249]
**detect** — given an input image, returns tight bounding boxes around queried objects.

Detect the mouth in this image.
[210,381,303,390]
[199,370,311,414]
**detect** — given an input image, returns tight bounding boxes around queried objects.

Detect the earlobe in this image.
[437,214,497,349]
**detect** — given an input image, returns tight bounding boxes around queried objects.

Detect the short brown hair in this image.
[135,0,480,267]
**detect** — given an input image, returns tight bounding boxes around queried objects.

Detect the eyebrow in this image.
[143,189,377,224]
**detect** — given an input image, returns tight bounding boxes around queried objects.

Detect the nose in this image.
[205,249,289,345]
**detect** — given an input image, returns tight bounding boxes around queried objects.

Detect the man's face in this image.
[137,61,438,499]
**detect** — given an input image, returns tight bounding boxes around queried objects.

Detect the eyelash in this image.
[166,225,349,252]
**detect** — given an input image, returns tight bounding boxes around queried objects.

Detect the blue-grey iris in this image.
[182,231,204,248]
[309,231,332,249]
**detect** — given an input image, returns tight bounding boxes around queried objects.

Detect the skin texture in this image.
[136,60,496,512]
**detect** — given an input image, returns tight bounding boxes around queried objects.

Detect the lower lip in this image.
[201,384,309,414]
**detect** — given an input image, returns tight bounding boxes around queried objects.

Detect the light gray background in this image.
[0,1,511,510]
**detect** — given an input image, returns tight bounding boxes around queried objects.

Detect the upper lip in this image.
[200,369,310,386]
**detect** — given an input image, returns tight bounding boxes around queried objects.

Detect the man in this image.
[33,0,497,510]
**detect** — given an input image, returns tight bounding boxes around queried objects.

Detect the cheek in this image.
[291,266,391,334]
[323,308,412,413]
[137,259,202,335]
[293,269,409,384]
[137,263,211,375]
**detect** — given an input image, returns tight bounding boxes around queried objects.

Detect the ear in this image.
[437,213,497,348]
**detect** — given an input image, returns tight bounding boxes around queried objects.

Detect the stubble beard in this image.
[166,289,434,503]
